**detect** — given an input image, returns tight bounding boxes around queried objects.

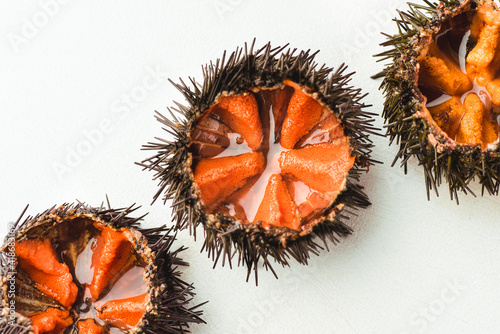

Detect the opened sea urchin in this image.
[140,41,378,281]
[0,202,204,334]
[376,0,500,200]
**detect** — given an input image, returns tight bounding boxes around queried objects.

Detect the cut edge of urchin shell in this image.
[138,39,380,284]
[374,0,500,203]
[0,201,206,334]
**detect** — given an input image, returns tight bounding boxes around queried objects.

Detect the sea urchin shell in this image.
[139,41,378,282]
[376,0,500,201]
[0,202,204,334]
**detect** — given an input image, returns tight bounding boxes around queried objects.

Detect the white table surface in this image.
[1,1,499,333]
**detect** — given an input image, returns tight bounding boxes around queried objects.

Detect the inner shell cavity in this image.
[190,81,355,231]
[12,218,149,334]
[418,4,500,148]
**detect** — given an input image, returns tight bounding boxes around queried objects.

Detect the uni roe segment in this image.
[190,81,355,231]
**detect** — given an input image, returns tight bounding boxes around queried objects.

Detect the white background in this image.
[0,1,498,333]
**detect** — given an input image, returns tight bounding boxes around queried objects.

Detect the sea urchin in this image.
[376,0,500,201]
[139,41,378,282]
[0,202,204,334]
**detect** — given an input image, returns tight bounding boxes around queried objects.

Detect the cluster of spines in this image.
[0,320,31,334]
[375,0,500,202]
[139,40,378,283]
[0,201,205,334]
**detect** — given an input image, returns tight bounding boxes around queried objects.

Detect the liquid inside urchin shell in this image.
[0,203,205,334]
[139,40,379,282]
[376,0,500,201]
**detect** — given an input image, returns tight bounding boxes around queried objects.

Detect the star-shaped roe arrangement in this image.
[14,222,148,334]
[190,80,355,231]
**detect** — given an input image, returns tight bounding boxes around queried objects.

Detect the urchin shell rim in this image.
[139,40,379,283]
[375,0,500,202]
[0,202,205,334]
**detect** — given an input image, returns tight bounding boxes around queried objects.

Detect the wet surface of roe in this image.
[12,218,148,334]
[190,81,355,231]
[418,5,500,148]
